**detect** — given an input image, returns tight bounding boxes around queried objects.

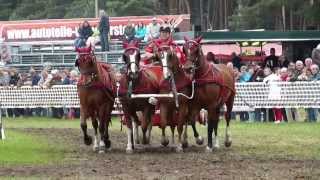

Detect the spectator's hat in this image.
[317,43,320,49]
[152,17,157,21]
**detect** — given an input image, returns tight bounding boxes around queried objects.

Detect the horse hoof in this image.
[161,139,169,147]
[93,145,99,152]
[84,136,92,146]
[126,148,134,154]
[135,140,140,145]
[224,141,232,147]
[176,146,184,153]
[105,140,111,149]
[182,141,189,149]
[106,147,112,152]
[206,146,213,153]
[98,150,105,154]
[214,144,220,149]
[196,136,204,145]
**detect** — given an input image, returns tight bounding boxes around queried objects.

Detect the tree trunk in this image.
[219,0,223,29]
[282,5,286,31]
[290,8,293,30]
[224,0,228,29]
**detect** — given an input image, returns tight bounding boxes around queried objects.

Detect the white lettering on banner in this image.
[6,26,75,40]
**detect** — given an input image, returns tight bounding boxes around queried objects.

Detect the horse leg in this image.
[146,108,153,144]
[80,110,92,146]
[190,117,204,145]
[213,107,220,150]
[176,104,189,152]
[126,117,134,154]
[141,108,151,145]
[170,124,175,145]
[206,108,218,152]
[104,103,113,151]
[98,116,106,153]
[160,104,169,147]
[224,94,234,147]
[91,116,99,152]
[132,113,140,145]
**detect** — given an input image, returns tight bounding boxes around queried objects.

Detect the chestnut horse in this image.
[75,46,116,153]
[154,44,204,152]
[183,37,236,152]
[118,41,161,153]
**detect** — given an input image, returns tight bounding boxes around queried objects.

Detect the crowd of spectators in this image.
[0,66,80,119]
[211,47,320,123]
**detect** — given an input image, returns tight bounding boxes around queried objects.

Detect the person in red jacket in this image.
[142,25,185,65]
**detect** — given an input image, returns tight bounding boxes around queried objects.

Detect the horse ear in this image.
[123,42,128,49]
[196,36,203,43]
[184,36,189,42]
[122,54,128,63]
[75,59,79,67]
[134,40,139,48]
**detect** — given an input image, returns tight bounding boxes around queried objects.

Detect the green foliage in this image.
[230,0,320,30]
[0,0,158,20]
[107,0,156,16]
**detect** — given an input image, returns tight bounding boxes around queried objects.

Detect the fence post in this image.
[0,102,5,140]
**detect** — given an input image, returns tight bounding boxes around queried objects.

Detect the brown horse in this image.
[118,41,161,153]
[75,46,116,153]
[155,44,204,152]
[183,37,236,152]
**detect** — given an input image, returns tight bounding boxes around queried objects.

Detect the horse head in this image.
[154,42,179,80]
[183,36,203,66]
[122,40,141,80]
[75,45,97,76]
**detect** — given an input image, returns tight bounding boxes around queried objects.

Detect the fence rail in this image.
[1,81,320,110]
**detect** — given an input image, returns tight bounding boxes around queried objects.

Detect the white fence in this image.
[1,81,320,110]
[1,81,320,140]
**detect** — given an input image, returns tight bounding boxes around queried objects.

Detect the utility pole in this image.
[95,0,99,18]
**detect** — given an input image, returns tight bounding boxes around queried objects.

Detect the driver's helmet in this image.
[159,24,171,33]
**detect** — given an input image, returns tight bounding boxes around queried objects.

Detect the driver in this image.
[142,24,185,65]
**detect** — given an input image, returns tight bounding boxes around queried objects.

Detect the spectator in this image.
[306,64,319,122]
[304,58,313,70]
[29,68,40,86]
[264,48,279,71]
[279,68,290,122]
[310,64,320,81]
[146,17,160,41]
[231,52,242,70]
[249,62,264,82]
[0,68,9,86]
[207,52,218,64]
[75,21,93,48]
[70,70,79,85]
[62,69,71,85]
[238,65,252,122]
[249,63,264,121]
[278,55,290,68]
[311,43,320,66]
[290,60,304,81]
[124,20,136,43]
[98,10,110,51]
[9,68,21,86]
[135,22,146,41]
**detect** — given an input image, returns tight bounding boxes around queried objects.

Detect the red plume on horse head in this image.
[195,36,203,44]
[75,44,92,54]
[123,40,139,49]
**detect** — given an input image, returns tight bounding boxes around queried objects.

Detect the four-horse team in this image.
[75,24,236,154]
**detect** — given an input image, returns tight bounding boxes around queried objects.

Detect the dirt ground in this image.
[1,128,320,180]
